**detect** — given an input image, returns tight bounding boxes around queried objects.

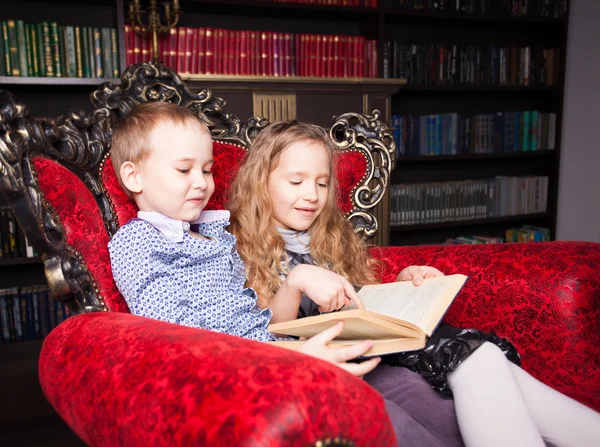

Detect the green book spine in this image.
[41,22,54,77]
[101,28,112,79]
[64,26,76,77]
[86,27,95,78]
[28,24,40,77]
[7,20,21,76]
[58,25,68,77]
[531,110,538,151]
[35,23,46,76]
[110,28,119,77]
[15,20,28,76]
[1,22,10,76]
[73,26,83,77]
[24,23,33,76]
[0,22,6,76]
[49,22,62,77]
[94,28,103,78]
[523,111,530,152]
[80,26,90,77]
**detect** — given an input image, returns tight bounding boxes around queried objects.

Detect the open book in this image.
[268,274,468,356]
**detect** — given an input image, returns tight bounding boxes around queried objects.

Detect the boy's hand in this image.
[396,265,444,286]
[289,264,365,312]
[297,322,381,377]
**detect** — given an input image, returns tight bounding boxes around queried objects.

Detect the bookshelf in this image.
[0,0,569,278]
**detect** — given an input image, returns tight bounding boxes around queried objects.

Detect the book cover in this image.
[269,274,468,356]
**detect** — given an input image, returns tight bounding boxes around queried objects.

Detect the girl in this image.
[228,120,600,447]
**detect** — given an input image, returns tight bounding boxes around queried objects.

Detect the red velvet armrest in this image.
[39,312,396,447]
[372,241,600,412]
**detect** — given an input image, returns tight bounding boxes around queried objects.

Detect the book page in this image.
[357,274,468,335]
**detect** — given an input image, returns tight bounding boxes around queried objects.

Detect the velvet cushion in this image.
[373,242,600,412]
[334,151,367,215]
[39,312,397,446]
[33,157,129,313]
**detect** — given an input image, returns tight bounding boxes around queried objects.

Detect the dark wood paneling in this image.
[297,93,362,126]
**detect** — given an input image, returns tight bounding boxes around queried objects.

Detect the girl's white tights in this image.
[447,342,600,447]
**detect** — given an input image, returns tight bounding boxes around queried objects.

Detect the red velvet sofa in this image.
[0,62,598,447]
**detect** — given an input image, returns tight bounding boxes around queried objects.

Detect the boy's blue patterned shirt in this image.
[108,210,276,342]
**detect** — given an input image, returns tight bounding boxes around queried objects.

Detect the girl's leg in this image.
[447,342,546,447]
[364,365,464,447]
[508,361,600,447]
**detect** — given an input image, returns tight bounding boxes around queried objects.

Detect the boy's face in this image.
[134,119,214,222]
[267,140,330,231]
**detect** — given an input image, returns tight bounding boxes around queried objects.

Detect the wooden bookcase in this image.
[1,0,568,249]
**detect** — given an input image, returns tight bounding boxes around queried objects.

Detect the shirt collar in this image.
[137,210,231,242]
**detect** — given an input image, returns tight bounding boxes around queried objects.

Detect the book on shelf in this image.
[383,42,560,86]
[125,24,378,78]
[0,207,37,259]
[389,176,549,226]
[0,19,120,78]
[0,285,70,344]
[506,225,550,242]
[392,111,557,157]
[379,0,567,18]
[269,274,468,356]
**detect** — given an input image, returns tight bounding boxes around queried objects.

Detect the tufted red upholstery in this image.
[374,242,600,412]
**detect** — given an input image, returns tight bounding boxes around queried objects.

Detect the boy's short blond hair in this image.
[111,101,210,192]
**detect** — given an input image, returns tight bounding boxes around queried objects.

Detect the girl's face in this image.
[267,140,331,232]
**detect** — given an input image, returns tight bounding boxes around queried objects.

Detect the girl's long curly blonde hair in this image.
[229,120,380,308]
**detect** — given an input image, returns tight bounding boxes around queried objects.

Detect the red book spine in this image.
[360,36,366,78]
[297,34,304,77]
[320,35,327,78]
[215,28,224,75]
[371,39,378,77]
[333,35,340,77]
[272,32,280,77]
[167,28,176,68]
[327,34,334,77]
[248,31,256,75]
[239,30,248,75]
[205,28,214,74]
[232,30,240,75]
[314,34,321,77]
[125,24,134,66]
[186,27,196,74]
[280,33,287,77]
[260,31,268,76]
[197,28,206,74]
[303,34,310,77]
[340,35,348,77]
[230,29,237,75]
[285,33,293,76]
[222,29,230,75]
[133,29,141,64]
[176,27,186,72]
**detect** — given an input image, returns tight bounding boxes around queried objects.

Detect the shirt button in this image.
[172,231,180,238]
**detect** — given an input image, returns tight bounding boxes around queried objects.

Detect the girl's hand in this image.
[396,265,444,286]
[297,322,381,377]
[288,264,365,312]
